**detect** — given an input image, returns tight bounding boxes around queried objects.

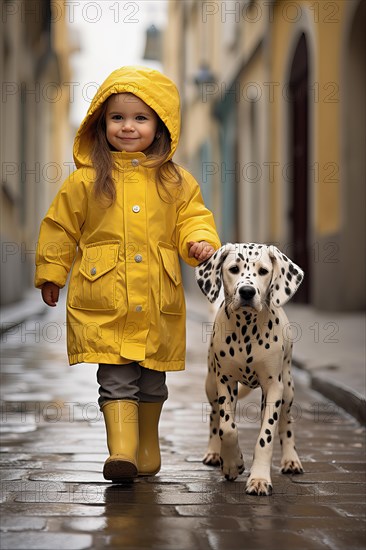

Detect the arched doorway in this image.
[288,33,310,303]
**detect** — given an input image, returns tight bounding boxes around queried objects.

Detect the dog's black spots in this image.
[247,356,253,364]
[227,385,232,395]
[285,287,291,296]
[287,430,292,438]
[275,400,281,408]
[278,374,282,382]
[286,273,292,282]
[268,320,273,330]
[213,428,217,435]
[226,336,231,345]
[239,347,243,352]
[220,351,226,358]
[218,396,226,404]
[219,429,223,437]
[241,325,247,337]
[246,344,252,355]
[231,423,236,429]
[265,332,270,339]
[258,339,263,346]
[268,375,273,379]
[229,347,235,357]
[265,429,271,435]
[225,414,230,422]
[260,438,265,448]
[288,381,291,386]
[220,409,225,417]
[281,267,285,274]
[267,435,272,443]
[275,317,280,325]
[268,418,274,425]
[232,333,237,342]
[265,343,270,350]
[274,336,278,342]
[233,388,238,396]
[204,279,212,293]
[203,261,212,272]
[273,412,278,421]
[222,375,228,382]
[244,335,250,343]
[246,366,251,374]
[252,325,257,336]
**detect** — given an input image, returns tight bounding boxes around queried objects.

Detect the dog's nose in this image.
[239,286,256,300]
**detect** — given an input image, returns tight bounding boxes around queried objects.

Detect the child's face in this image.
[105,93,159,153]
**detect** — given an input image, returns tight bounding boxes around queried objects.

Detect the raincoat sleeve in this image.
[34,171,88,289]
[176,170,221,267]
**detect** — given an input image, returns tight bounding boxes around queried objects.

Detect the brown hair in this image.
[89,97,182,207]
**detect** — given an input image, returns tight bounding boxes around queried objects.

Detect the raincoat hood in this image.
[73,66,181,168]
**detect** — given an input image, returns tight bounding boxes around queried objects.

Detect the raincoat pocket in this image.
[158,243,184,315]
[69,241,120,311]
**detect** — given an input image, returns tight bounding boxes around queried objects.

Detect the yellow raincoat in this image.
[35,66,220,370]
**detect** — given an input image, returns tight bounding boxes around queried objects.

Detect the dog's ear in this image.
[195,244,233,303]
[268,246,304,307]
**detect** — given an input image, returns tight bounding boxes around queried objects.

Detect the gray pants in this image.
[97,362,168,408]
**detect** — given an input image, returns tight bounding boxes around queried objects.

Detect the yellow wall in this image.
[270,0,346,238]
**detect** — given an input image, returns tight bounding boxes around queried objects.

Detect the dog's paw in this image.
[246,478,273,496]
[281,458,304,475]
[221,454,245,481]
[203,452,221,466]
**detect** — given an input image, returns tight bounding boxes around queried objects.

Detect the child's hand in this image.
[41,282,60,307]
[188,241,215,263]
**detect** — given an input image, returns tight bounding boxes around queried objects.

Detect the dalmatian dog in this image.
[195,243,304,496]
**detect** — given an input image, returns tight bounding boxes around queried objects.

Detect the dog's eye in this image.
[258,267,269,276]
[229,265,240,274]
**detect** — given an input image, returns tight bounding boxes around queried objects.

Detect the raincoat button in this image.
[132,205,140,213]
[134,254,142,263]
[90,267,97,276]
[131,159,139,167]
[135,305,142,312]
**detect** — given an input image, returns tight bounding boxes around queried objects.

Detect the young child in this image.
[35,66,221,482]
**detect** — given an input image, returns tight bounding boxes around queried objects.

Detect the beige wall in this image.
[0,0,73,305]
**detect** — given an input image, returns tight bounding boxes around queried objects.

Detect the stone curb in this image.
[293,357,366,426]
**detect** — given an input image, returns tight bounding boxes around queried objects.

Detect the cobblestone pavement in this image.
[1,298,365,549]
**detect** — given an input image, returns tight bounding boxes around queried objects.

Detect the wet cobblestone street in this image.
[1,298,365,549]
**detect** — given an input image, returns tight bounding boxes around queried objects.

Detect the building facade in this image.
[164,0,365,311]
[0,0,73,305]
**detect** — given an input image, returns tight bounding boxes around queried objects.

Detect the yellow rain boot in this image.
[102,400,139,482]
[137,402,163,476]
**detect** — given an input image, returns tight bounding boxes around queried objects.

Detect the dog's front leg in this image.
[202,354,221,466]
[217,380,245,481]
[246,379,283,495]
